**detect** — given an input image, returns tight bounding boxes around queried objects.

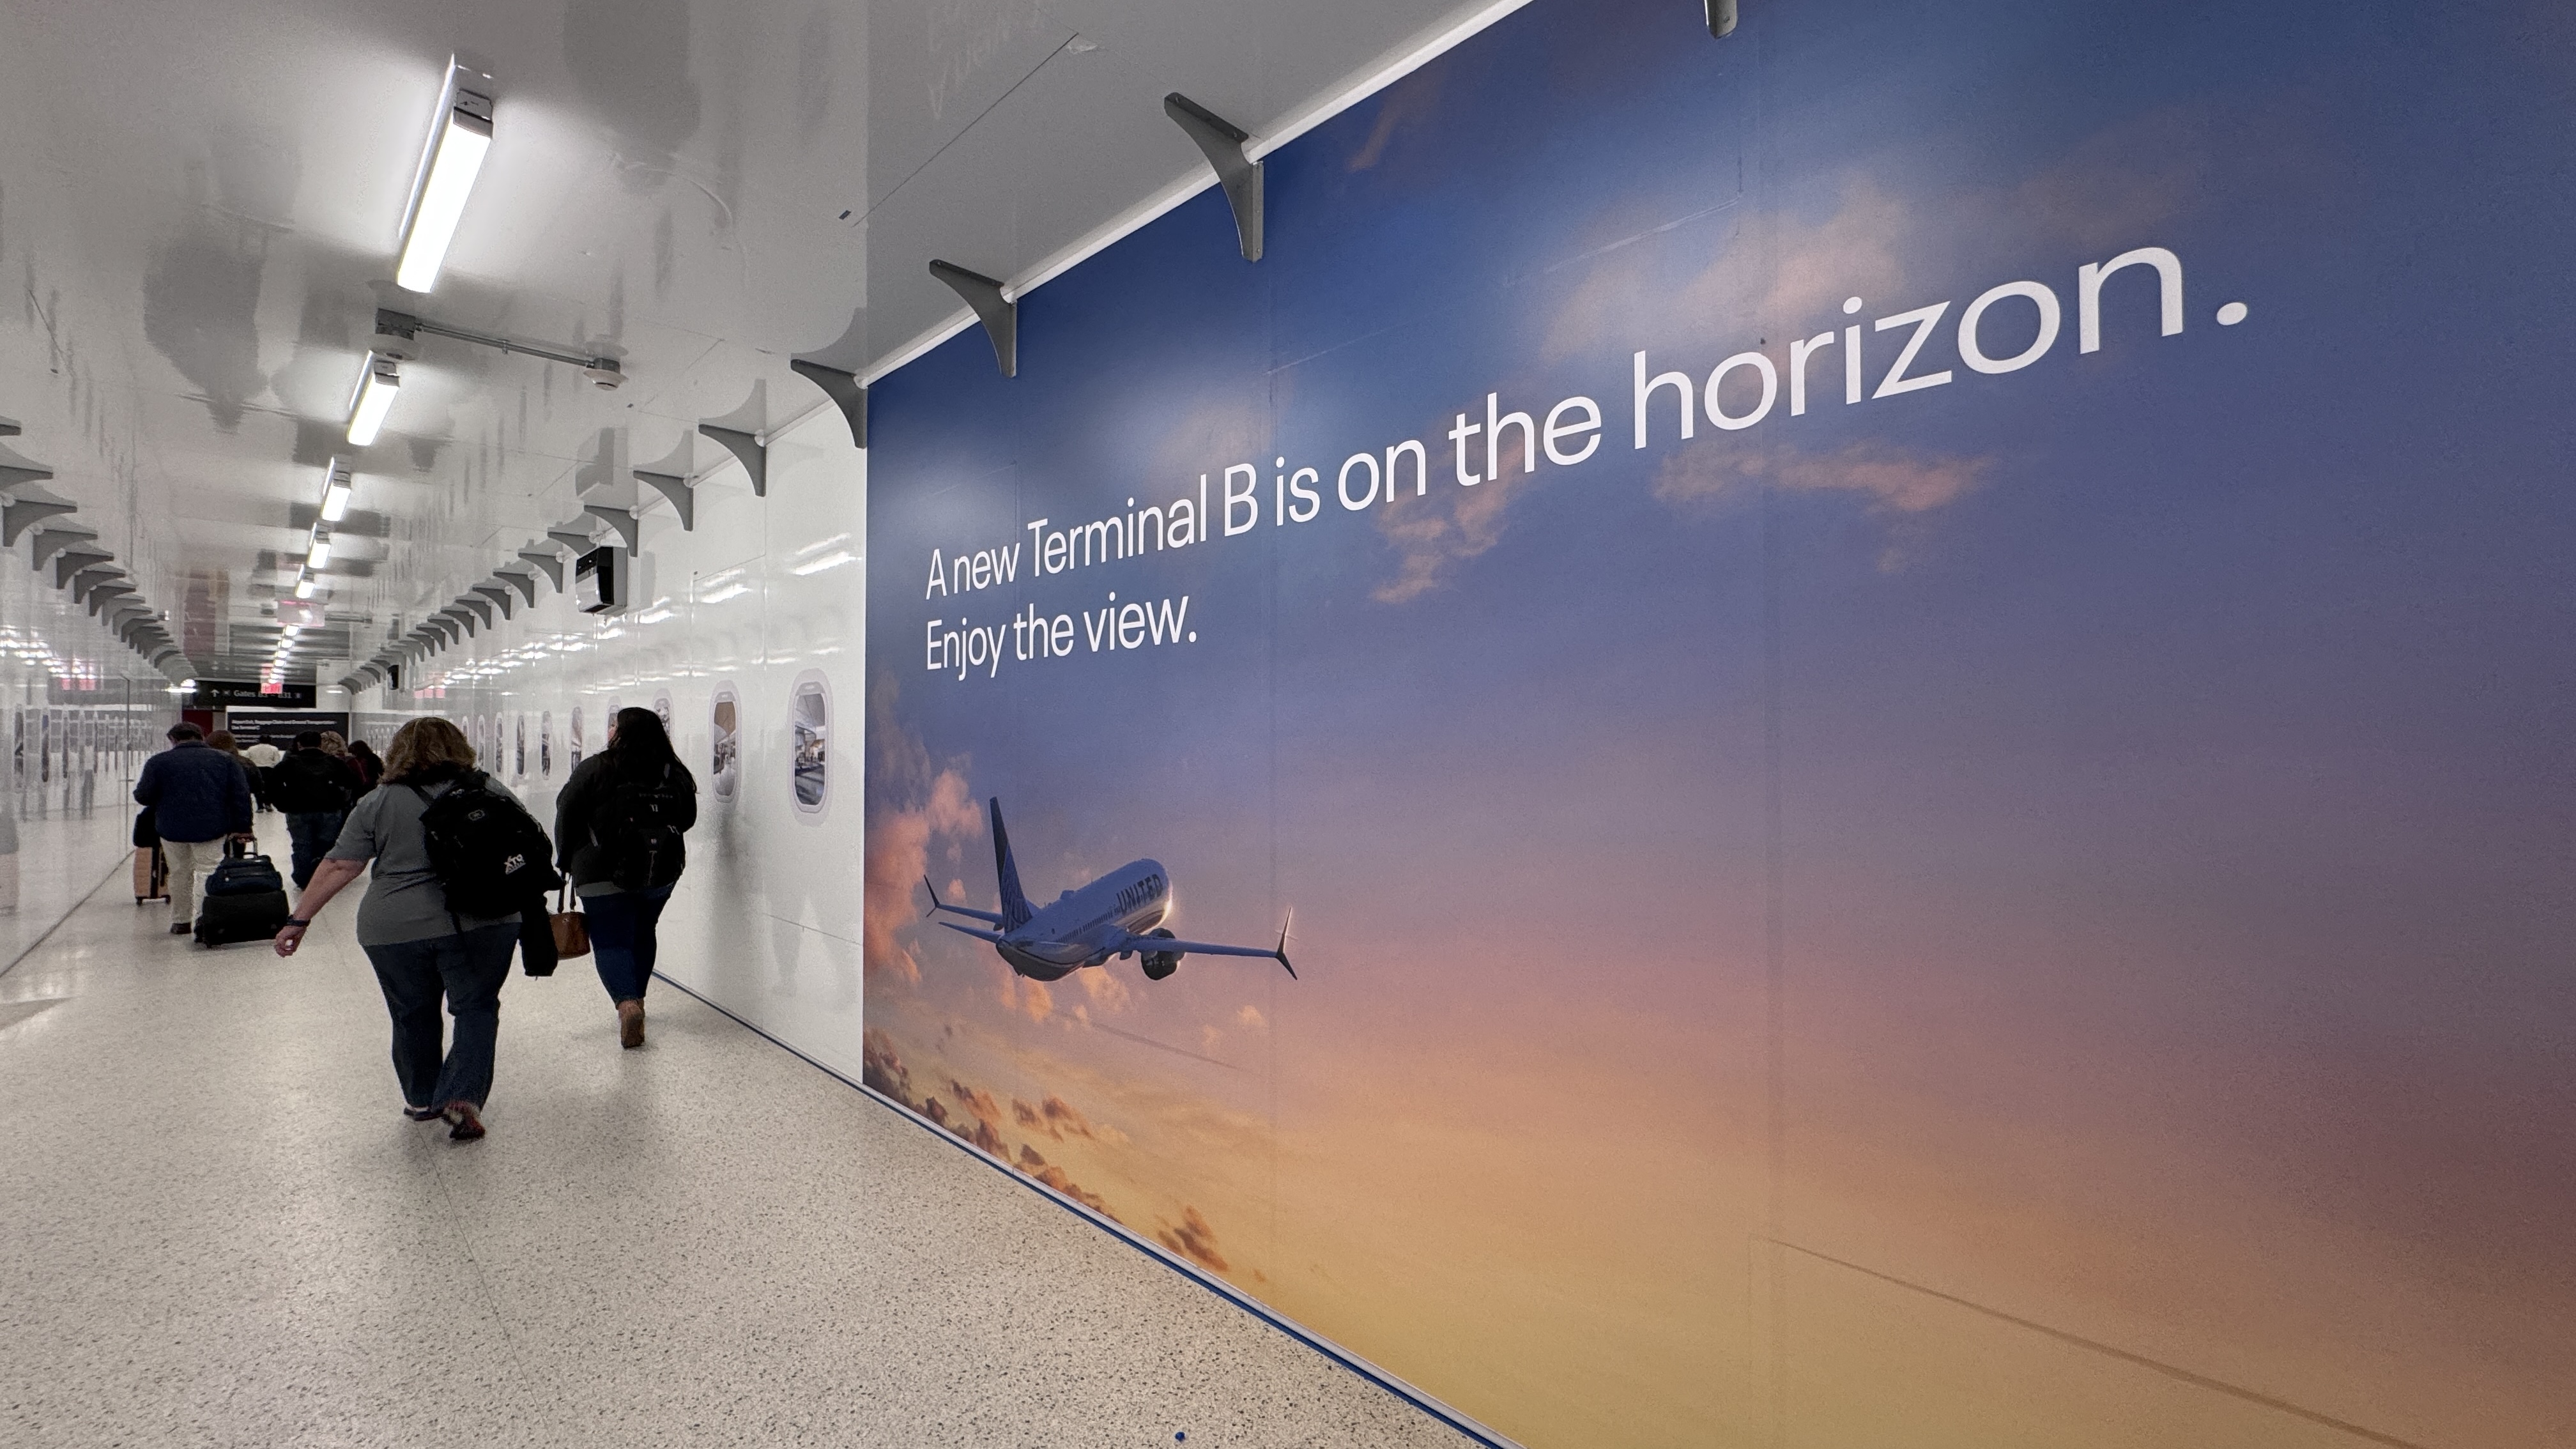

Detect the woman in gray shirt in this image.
[274,717,530,1141]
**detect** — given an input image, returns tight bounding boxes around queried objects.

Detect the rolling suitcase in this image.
[196,845,289,947]
[134,845,168,904]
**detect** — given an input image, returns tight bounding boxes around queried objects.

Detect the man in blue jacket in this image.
[135,723,254,935]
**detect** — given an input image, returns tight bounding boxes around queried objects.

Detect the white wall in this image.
[349,412,869,1077]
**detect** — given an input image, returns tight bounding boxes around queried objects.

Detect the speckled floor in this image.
[0,820,1473,1449]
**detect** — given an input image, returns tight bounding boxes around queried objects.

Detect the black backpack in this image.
[595,763,689,891]
[412,772,561,919]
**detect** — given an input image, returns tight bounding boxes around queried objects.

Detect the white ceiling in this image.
[0,0,1516,682]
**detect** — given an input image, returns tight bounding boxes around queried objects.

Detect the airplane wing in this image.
[939,921,1008,944]
[1116,921,1296,979]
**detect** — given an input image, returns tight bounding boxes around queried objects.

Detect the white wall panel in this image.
[351,412,866,1074]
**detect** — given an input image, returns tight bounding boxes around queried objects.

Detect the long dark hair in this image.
[607,707,691,786]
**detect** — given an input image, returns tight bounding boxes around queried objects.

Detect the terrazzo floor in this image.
[0,818,1473,1449]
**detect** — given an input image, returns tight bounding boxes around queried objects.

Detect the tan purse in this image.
[549,885,591,958]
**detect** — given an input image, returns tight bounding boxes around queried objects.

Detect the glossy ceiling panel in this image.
[0,0,1526,683]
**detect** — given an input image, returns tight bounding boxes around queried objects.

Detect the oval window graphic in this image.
[710,685,740,802]
[790,671,830,818]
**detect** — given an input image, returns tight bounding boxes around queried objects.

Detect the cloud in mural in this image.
[1156,1206,1229,1273]
[1655,440,1991,517]
[862,677,983,985]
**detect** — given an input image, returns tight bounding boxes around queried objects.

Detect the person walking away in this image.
[241,737,285,811]
[273,717,548,1140]
[267,731,363,889]
[554,706,697,1048]
[208,731,268,815]
[133,723,254,935]
[344,739,383,796]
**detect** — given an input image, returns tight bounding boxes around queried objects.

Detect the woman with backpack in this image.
[272,717,555,1141]
[554,706,697,1048]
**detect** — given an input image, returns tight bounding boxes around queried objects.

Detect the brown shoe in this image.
[617,999,645,1050]
[444,1101,485,1141]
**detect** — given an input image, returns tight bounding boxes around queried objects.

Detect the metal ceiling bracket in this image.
[583,505,641,553]
[636,469,696,529]
[375,309,626,390]
[454,595,493,630]
[6,487,79,547]
[471,583,515,621]
[518,549,566,590]
[1163,94,1264,263]
[694,427,765,498]
[0,416,17,436]
[86,583,137,617]
[788,360,868,449]
[69,565,123,602]
[27,520,95,565]
[928,260,1016,378]
[54,544,113,587]
[0,443,56,494]
[546,528,596,556]
[495,566,540,605]
[1706,0,1739,39]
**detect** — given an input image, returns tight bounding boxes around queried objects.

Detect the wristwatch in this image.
[284,917,311,928]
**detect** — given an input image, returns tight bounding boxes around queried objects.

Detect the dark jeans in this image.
[363,924,518,1110]
[284,811,344,889]
[586,885,675,1002]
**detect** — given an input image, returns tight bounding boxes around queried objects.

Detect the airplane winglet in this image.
[923,875,942,919]
[1275,908,1296,979]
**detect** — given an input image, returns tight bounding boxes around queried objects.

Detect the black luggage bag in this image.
[197,845,290,946]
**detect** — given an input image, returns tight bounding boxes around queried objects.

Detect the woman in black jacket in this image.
[555,707,697,1048]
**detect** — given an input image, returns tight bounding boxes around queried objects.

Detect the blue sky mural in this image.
[865,2,2575,1445]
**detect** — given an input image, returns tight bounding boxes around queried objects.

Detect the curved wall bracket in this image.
[694,427,765,498]
[70,565,123,603]
[0,416,17,436]
[546,528,596,556]
[583,505,641,553]
[1163,94,1264,263]
[636,469,696,530]
[8,490,80,548]
[928,260,1016,378]
[54,544,112,587]
[454,595,493,630]
[87,584,137,618]
[518,549,567,590]
[471,583,515,621]
[787,360,869,449]
[0,443,56,495]
[495,567,540,605]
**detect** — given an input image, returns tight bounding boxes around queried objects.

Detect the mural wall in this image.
[862,1,2576,1446]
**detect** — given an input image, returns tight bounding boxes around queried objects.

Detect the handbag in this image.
[549,885,591,959]
[132,806,158,848]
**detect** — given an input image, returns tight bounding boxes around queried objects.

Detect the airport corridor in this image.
[0,821,1467,1449]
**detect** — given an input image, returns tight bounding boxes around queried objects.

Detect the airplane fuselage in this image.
[995,859,1170,981]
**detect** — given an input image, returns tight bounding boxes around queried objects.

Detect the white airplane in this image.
[924,797,1293,983]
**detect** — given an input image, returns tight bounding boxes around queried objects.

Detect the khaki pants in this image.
[164,838,229,929]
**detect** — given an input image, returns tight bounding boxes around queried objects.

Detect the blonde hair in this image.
[382,717,477,782]
[319,731,348,756]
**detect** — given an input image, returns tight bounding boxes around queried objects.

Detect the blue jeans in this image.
[586,885,675,1002]
[284,811,344,889]
[362,924,518,1111]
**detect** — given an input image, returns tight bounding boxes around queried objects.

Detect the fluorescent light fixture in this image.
[307,536,332,568]
[347,356,401,445]
[320,458,353,521]
[395,61,495,294]
[180,678,197,689]
[294,578,318,599]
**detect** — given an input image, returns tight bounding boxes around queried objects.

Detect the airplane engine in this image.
[1140,928,1182,981]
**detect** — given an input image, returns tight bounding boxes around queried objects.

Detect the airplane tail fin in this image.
[990,797,1034,930]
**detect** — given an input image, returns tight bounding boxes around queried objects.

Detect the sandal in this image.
[443,1102,486,1141]
[402,1105,445,1123]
